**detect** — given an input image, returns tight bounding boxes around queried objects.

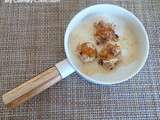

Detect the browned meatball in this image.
[77,42,97,63]
[94,21,119,45]
[98,43,121,70]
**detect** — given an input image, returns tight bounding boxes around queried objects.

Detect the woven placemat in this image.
[0,0,160,119]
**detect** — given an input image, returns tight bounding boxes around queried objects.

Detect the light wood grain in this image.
[2,67,62,109]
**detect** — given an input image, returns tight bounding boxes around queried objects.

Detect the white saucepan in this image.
[2,4,149,108]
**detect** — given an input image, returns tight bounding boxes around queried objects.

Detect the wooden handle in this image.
[2,67,62,109]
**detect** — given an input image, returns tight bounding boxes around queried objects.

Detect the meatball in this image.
[77,42,97,63]
[98,43,121,70]
[106,43,121,57]
[94,21,119,45]
[98,43,121,59]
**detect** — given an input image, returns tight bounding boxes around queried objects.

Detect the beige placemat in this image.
[0,0,160,119]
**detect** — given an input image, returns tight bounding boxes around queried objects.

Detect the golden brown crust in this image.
[94,21,119,45]
[98,43,121,70]
[77,42,97,63]
[98,43,121,60]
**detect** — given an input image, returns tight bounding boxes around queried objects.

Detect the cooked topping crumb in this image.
[94,21,119,45]
[77,42,97,63]
[98,43,121,70]
[99,58,119,70]
[98,43,121,60]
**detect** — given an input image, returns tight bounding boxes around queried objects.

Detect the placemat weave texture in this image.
[0,0,160,119]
